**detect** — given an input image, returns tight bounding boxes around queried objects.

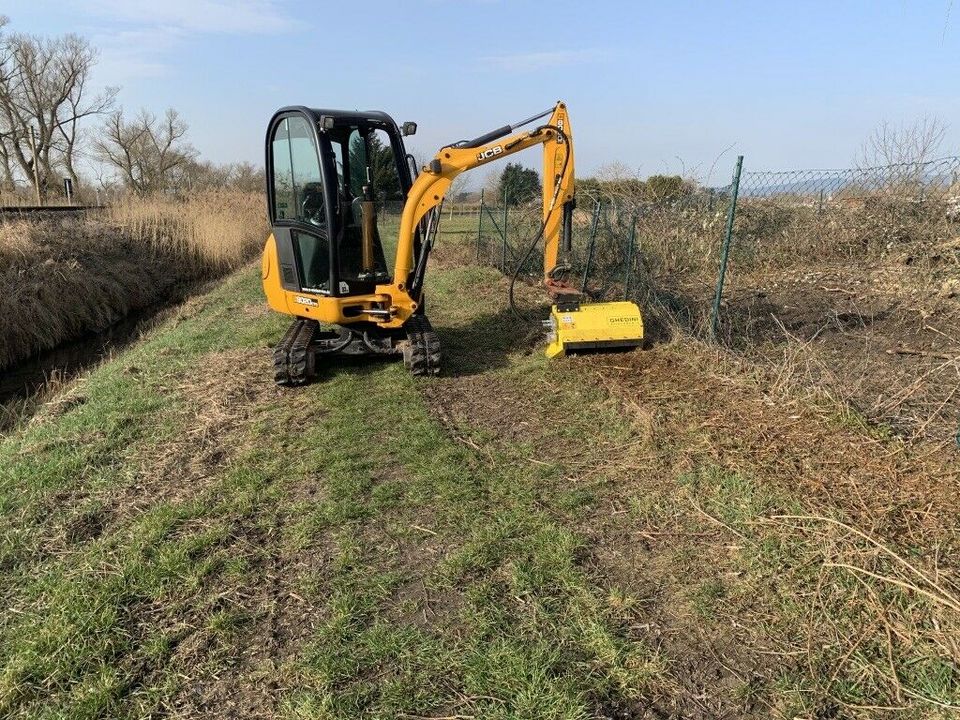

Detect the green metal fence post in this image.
[623,214,637,299]
[502,186,508,273]
[476,188,484,262]
[818,189,824,215]
[580,199,602,293]
[710,155,744,340]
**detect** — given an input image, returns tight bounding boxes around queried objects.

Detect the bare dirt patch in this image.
[578,344,960,538]
[30,347,284,559]
[715,261,960,447]
[421,373,545,450]
[118,348,279,514]
[167,522,333,719]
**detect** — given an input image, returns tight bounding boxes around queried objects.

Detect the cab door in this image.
[266,112,335,295]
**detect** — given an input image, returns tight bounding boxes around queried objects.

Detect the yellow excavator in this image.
[261,101,643,384]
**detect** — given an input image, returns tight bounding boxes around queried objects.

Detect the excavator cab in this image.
[264,107,416,301]
[262,107,441,384]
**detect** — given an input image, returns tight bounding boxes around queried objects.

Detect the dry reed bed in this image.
[0,192,266,370]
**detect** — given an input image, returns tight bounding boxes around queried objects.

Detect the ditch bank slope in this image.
[0,194,265,399]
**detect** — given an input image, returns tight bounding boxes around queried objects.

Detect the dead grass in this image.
[0,191,266,370]
[107,191,266,272]
[541,193,960,446]
[425,299,960,715]
[707,262,960,446]
[577,341,960,715]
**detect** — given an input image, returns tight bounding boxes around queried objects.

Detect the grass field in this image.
[0,233,957,718]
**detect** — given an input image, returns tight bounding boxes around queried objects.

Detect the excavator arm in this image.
[390,100,643,358]
[394,102,577,299]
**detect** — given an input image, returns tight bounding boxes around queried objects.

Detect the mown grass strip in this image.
[0,266,662,719]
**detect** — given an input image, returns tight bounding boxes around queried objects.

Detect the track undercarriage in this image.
[272,316,441,386]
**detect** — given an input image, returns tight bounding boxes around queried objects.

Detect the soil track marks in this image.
[420,299,960,717]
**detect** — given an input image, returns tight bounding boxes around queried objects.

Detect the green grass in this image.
[0,265,663,718]
[0,248,957,719]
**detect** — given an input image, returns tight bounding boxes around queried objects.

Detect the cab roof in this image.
[272,106,399,128]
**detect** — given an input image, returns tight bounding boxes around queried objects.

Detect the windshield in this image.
[328,125,404,284]
[267,112,410,295]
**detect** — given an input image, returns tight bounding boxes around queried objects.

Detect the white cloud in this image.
[68,0,297,83]
[93,27,186,84]
[81,0,297,35]
[479,49,611,72]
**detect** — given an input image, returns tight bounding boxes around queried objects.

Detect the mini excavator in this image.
[261,101,643,384]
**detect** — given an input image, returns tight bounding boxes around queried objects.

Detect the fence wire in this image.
[738,156,960,203]
[470,155,960,337]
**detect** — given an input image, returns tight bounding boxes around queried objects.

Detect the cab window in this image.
[368,129,404,261]
[271,116,325,227]
[292,229,330,293]
[327,125,404,284]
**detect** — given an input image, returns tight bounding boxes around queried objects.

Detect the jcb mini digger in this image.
[261,101,643,384]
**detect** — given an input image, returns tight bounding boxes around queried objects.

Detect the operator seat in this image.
[301,182,325,226]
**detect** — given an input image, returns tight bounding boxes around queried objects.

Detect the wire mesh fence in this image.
[730,157,960,273]
[469,155,960,338]
[737,155,960,203]
[473,183,733,333]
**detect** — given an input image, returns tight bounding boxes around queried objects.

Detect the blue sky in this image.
[4,0,959,185]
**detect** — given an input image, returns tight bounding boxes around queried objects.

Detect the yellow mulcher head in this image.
[544,300,644,359]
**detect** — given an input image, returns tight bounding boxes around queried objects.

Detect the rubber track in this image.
[273,319,318,386]
[405,315,441,376]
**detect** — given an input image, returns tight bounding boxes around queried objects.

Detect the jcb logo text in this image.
[477,146,503,162]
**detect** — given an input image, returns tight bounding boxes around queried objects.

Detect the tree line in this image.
[477,162,697,208]
[0,16,263,202]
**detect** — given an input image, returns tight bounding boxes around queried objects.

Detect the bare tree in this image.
[483,167,502,199]
[860,118,948,167]
[593,162,645,205]
[0,24,116,198]
[95,108,197,195]
[172,160,266,193]
[858,117,949,188]
[596,162,637,181]
[0,118,14,194]
[0,15,14,195]
[447,172,468,202]
[229,161,265,193]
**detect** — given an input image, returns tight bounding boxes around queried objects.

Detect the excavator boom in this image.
[399,101,643,357]
[395,103,576,296]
